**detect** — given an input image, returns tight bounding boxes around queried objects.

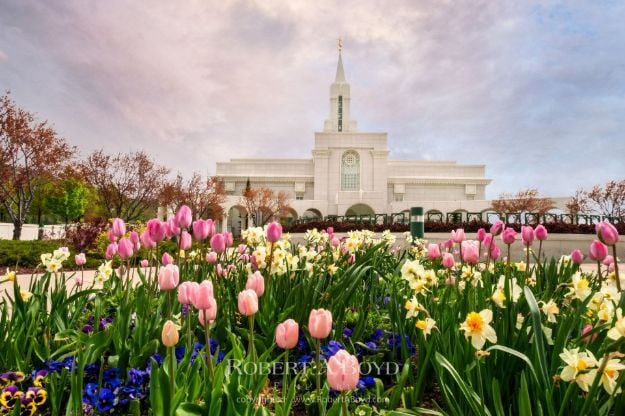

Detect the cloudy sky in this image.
[1,0,624,199]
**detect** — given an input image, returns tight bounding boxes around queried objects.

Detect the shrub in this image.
[0,239,61,268]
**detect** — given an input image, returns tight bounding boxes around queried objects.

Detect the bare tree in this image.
[566,188,590,215]
[241,186,291,227]
[572,180,625,218]
[0,93,75,239]
[491,188,555,216]
[80,150,169,221]
[160,172,226,220]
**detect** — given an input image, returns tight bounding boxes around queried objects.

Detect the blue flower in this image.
[357,376,376,390]
[127,368,147,386]
[321,340,344,359]
[343,328,353,338]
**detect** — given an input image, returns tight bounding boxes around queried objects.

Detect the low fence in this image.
[0,223,67,241]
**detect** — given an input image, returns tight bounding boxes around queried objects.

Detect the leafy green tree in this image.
[44,178,90,224]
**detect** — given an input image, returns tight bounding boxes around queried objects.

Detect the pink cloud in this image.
[0,50,7,62]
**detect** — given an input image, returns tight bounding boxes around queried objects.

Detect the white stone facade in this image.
[216,51,492,234]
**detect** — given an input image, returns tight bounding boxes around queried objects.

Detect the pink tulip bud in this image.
[238,289,259,316]
[158,264,179,290]
[275,319,299,349]
[570,249,584,264]
[451,229,466,244]
[326,349,360,391]
[107,228,116,243]
[238,244,248,254]
[461,241,480,264]
[111,218,126,238]
[245,271,265,297]
[521,226,534,246]
[589,239,608,262]
[140,259,149,268]
[534,224,548,241]
[225,232,234,247]
[266,222,283,243]
[490,244,501,260]
[490,220,504,237]
[603,255,614,266]
[581,324,597,344]
[140,231,156,249]
[502,228,517,245]
[210,233,226,254]
[191,280,214,310]
[198,300,218,327]
[174,205,192,229]
[75,275,83,286]
[327,226,334,234]
[483,233,493,249]
[348,253,356,264]
[177,281,196,305]
[147,219,167,243]
[192,219,209,241]
[129,231,141,251]
[442,252,455,269]
[331,237,340,247]
[308,308,332,339]
[476,228,486,242]
[117,237,134,259]
[105,242,118,260]
[161,320,179,347]
[443,239,454,250]
[206,251,218,263]
[166,218,180,238]
[74,253,86,266]
[427,243,441,260]
[596,221,619,245]
[161,252,173,266]
[179,231,192,250]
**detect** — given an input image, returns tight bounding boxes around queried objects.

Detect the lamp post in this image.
[410,207,424,241]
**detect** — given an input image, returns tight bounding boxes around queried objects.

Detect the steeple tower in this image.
[324,38,357,132]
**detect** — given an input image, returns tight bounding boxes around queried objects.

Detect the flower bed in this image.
[1,210,624,415]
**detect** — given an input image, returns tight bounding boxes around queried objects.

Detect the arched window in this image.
[341,151,360,191]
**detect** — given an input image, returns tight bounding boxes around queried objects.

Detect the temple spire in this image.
[324,39,357,132]
[335,37,346,83]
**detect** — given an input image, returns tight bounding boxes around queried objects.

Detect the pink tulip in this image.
[147,219,167,243]
[327,226,334,234]
[225,232,234,247]
[275,319,299,349]
[603,255,614,266]
[245,271,265,297]
[191,280,214,310]
[117,237,134,259]
[161,252,173,266]
[476,228,486,242]
[451,229,465,244]
[174,205,192,229]
[581,324,597,344]
[534,224,548,241]
[596,221,619,245]
[198,300,218,327]
[129,231,141,251]
[180,231,192,250]
[237,244,247,254]
[75,253,86,266]
[206,251,218,263]
[521,226,534,246]
[167,218,180,238]
[238,289,259,316]
[427,243,441,260]
[589,239,608,262]
[331,237,340,247]
[571,249,584,264]
[490,220,504,237]
[111,218,126,238]
[192,219,209,241]
[105,242,118,260]
[308,308,332,339]
[490,244,501,260]
[210,233,226,254]
[266,222,283,243]
[140,231,156,249]
[107,228,116,243]
[483,233,493,249]
[502,228,517,245]
[177,281,196,305]
[461,241,480,264]
[140,259,149,268]
[443,239,454,250]
[442,252,455,269]
[158,264,179,290]
[326,350,360,391]
[205,219,216,238]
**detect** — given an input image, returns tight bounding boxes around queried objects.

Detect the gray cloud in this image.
[1,0,623,200]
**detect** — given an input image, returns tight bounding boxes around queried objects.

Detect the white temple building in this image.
[216,47,492,235]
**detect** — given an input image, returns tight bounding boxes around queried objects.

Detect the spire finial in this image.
[338,36,342,52]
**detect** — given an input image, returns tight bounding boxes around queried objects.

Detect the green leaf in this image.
[518,372,533,416]
[434,352,489,416]
[523,286,550,389]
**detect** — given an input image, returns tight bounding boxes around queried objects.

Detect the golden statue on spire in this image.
[338,36,343,52]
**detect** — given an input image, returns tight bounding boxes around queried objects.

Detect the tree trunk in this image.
[12,221,22,240]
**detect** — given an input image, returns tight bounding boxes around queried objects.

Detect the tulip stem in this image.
[316,339,322,415]
[341,391,349,415]
[168,345,175,392]
[186,309,193,355]
[612,245,622,292]
[282,349,289,405]
[537,240,543,270]
[525,245,531,279]
[203,310,214,381]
